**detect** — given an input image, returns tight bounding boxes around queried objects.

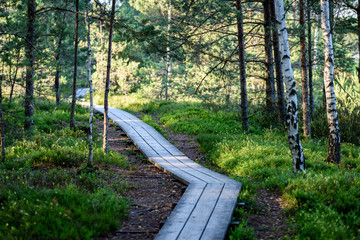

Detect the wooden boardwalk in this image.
[94,105,242,240]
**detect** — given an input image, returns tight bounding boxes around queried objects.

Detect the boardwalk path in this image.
[93,105,242,240]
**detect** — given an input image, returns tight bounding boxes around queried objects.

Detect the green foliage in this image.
[0,185,128,239]
[1,99,129,239]
[118,97,360,239]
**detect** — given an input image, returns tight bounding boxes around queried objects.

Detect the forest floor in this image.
[95,112,292,240]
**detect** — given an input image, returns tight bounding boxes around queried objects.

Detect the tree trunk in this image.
[54,32,63,106]
[274,0,305,172]
[24,0,36,131]
[70,0,79,129]
[321,0,341,164]
[300,0,310,138]
[313,14,319,69]
[358,6,360,83]
[270,0,286,124]
[264,0,275,114]
[0,75,5,162]
[165,1,172,101]
[236,0,249,131]
[85,0,94,167]
[307,0,314,116]
[103,0,116,154]
[9,49,21,104]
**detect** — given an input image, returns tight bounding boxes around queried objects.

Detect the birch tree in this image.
[103,0,116,154]
[321,0,341,164]
[274,0,305,172]
[85,0,94,167]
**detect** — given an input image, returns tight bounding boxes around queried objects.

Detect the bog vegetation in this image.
[1,0,360,239]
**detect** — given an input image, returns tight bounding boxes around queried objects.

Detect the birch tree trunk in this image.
[300,0,311,137]
[321,0,341,164]
[313,14,319,70]
[236,0,249,131]
[24,0,36,131]
[165,1,172,101]
[85,0,94,167]
[270,0,286,124]
[274,0,305,172]
[264,0,275,114]
[103,0,116,154]
[70,0,79,129]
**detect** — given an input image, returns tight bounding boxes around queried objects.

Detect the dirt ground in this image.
[95,112,292,239]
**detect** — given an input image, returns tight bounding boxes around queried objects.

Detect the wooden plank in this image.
[89,105,242,240]
[174,156,240,185]
[149,156,207,185]
[200,183,242,240]
[162,156,223,184]
[177,183,225,240]
[155,183,206,240]
[111,108,185,156]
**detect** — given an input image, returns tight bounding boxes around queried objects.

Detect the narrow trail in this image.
[93,105,242,240]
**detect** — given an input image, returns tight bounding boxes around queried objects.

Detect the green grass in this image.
[1,98,129,239]
[106,94,360,239]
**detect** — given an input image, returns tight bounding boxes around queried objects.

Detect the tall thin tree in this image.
[300,0,311,137]
[274,0,305,172]
[307,0,314,116]
[24,0,36,130]
[85,0,94,167]
[321,0,341,164]
[270,0,286,124]
[264,0,275,114]
[70,0,79,129]
[0,73,5,162]
[103,0,116,154]
[236,0,249,132]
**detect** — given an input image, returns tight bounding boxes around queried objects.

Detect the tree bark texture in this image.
[358,6,360,83]
[321,0,341,164]
[264,0,275,114]
[0,75,5,162]
[85,1,94,167]
[274,0,305,172]
[103,0,116,154]
[54,33,63,106]
[236,0,249,131]
[9,49,21,104]
[165,1,172,101]
[300,0,311,137]
[70,0,79,129]
[270,0,286,124]
[24,0,36,130]
[307,0,314,116]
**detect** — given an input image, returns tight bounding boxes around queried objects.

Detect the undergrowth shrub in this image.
[0,185,128,239]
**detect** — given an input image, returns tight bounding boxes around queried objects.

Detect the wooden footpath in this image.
[94,105,242,240]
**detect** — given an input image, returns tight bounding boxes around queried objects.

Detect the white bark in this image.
[85,1,94,167]
[165,0,172,101]
[313,14,319,69]
[321,0,341,163]
[274,0,305,172]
